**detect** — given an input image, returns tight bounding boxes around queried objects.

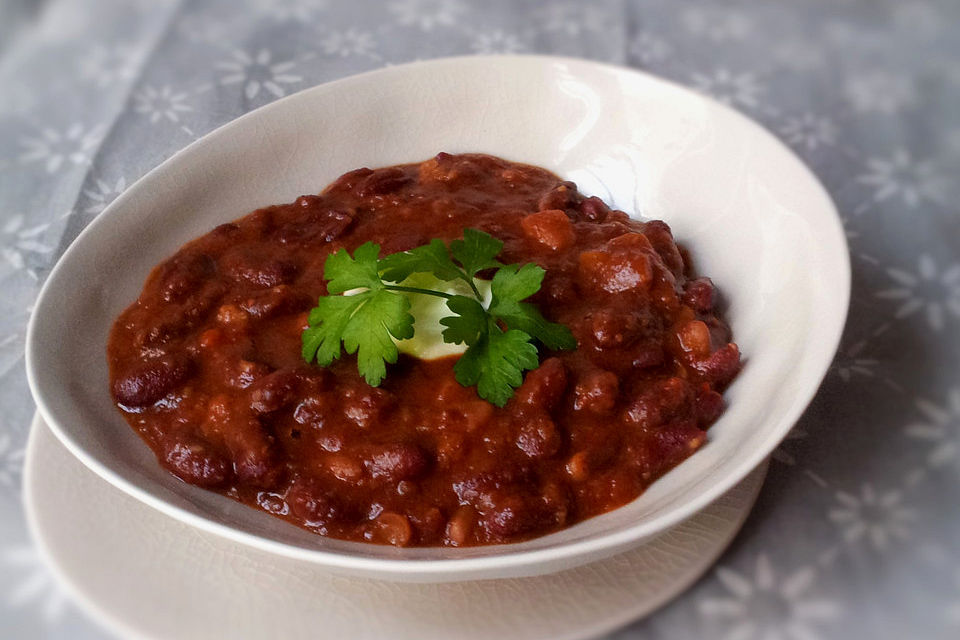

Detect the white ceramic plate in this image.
[25,55,849,582]
[25,414,769,640]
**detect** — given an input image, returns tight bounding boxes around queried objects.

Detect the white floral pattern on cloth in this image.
[856,150,948,210]
[217,49,304,100]
[698,554,840,640]
[319,28,380,59]
[906,388,960,474]
[133,86,193,124]
[830,341,881,384]
[829,484,917,551]
[845,71,919,115]
[18,124,104,174]
[1,216,53,280]
[80,175,127,215]
[779,113,838,152]
[0,1,959,638]
[876,255,960,331]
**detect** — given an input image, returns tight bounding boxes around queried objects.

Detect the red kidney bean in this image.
[565,451,591,482]
[138,319,188,348]
[479,492,535,539]
[677,319,712,359]
[621,377,694,429]
[326,453,363,482]
[540,481,570,527]
[160,435,231,487]
[364,443,430,481]
[445,505,476,546]
[691,342,741,387]
[154,252,216,303]
[641,220,685,277]
[515,413,561,459]
[211,222,241,236]
[584,308,650,349]
[682,277,716,313]
[513,357,567,411]
[286,475,342,525]
[223,359,271,390]
[356,167,414,197]
[239,285,311,319]
[405,506,444,544]
[579,196,610,222]
[651,421,707,470]
[246,206,278,238]
[180,283,223,324]
[292,395,330,428]
[453,468,518,506]
[249,368,304,414]
[232,441,281,487]
[138,282,223,348]
[340,386,395,429]
[537,181,580,212]
[206,397,281,488]
[535,271,577,305]
[695,384,725,427]
[279,199,355,245]
[479,488,565,540]
[573,369,620,414]
[369,512,413,546]
[330,167,374,191]
[221,251,299,288]
[113,354,194,407]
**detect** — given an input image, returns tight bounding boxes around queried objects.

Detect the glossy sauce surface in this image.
[108,153,740,546]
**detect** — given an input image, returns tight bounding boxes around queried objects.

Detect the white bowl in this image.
[25,55,849,582]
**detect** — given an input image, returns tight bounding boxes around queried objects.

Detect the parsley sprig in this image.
[301,229,576,406]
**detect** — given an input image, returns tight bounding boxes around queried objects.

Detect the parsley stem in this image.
[383,284,456,300]
[461,274,483,300]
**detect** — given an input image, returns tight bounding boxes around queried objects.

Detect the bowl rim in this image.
[25,53,850,578]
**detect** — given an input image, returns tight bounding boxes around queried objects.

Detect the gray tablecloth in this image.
[1,1,958,638]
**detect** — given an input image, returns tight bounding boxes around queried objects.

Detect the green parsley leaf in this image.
[379,239,464,284]
[302,242,414,386]
[487,263,577,351]
[302,294,361,365]
[489,300,577,351]
[439,295,488,346]
[339,288,414,386]
[323,242,384,293]
[453,326,540,407]
[450,228,504,278]
[490,262,544,302]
